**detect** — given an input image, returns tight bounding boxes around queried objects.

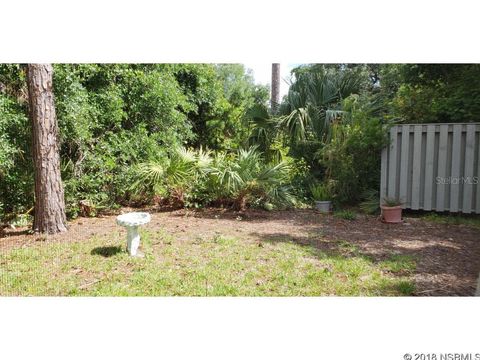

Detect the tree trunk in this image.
[27,64,67,234]
[476,273,480,296]
[271,63,280,113]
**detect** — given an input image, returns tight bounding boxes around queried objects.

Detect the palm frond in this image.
[278,66,365,144]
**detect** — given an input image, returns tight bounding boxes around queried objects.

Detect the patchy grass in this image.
[420,212,480,229]
[1,229,415,296]
[334,210,357,221]
[335,240,362,256]
[396,280,416,295]
[379,254,416,275]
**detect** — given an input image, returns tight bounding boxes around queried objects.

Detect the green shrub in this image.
[204,147,296,210]
[391,65,480,124]
[318,94,389,204]
[1,64,268,220]
[131,147,210,207]
[309,183,330,201]
[0,92,33,217]
[359,189,380,214]
[132,146,296,211]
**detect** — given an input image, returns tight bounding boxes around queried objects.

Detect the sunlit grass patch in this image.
[1,229,415,296]
[379,254,416,274]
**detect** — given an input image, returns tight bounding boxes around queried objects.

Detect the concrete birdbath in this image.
[116,212,151,256]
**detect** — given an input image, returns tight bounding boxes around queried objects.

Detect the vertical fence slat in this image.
[387,126,397,198]
[380,146,388,204]
[450,124,462,212]
[476,128,480,213]
[411,126,422,209]
[399,125,410,206]
[381,123,479,214]
[436,125,448,212]
[463,124,475,213]
[423,125,436,210]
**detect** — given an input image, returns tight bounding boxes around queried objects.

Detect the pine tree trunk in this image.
[271,63,280,113]
[476,273,480,296]
[27,64,67,234]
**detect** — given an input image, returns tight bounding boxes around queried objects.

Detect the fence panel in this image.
[380,123,480,214]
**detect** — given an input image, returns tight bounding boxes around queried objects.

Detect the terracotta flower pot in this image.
[381,205,403,223]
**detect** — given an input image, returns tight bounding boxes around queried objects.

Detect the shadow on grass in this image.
[254,232,362,256]
[251,229,480,295]
[91,246,123,257]
[252,231,420,295]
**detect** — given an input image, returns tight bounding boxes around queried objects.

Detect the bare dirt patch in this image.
[2,208,479,296]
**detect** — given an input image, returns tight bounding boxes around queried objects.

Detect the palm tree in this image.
[131,147,210,206]
[277,65,364,144]
[205,147,294,211]
[271,63,280,113]
[244,104,281,161]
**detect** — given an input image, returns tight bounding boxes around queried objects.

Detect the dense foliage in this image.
[389,65,480,123]
[132,146,295,211]
[1,63,479,222]
[274,64,480,206]
[0,64,268,219]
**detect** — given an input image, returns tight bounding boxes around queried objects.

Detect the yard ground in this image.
[1,208,479,296]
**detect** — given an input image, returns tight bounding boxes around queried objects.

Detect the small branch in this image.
[415,286,450,295]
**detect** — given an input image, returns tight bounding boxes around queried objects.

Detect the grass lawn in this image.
[1,226,415,296]
[419,212,480,229]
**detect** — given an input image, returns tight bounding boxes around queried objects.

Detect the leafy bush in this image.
[131,147,211,207]
[309,183,331,201]
[359,189,380,214]
[0,91,33,217]
[390,64,480,124]
[318,94,389,204]
[0,64,268,220]
[133,147,296,211]
[271,65,390,207]
[204,147,295,210]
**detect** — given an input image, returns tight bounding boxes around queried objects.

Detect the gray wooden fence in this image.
[380,123,480,214]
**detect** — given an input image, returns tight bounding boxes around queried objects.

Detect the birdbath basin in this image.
[116,212,151,256]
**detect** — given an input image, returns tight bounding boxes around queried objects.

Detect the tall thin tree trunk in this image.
[27,64,67,234]
[476,273,480,296]
[271,63,280,113]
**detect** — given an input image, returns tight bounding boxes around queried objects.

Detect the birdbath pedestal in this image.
[116,212,151,256]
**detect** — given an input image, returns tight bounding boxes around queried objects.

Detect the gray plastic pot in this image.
[315,200,331,213]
